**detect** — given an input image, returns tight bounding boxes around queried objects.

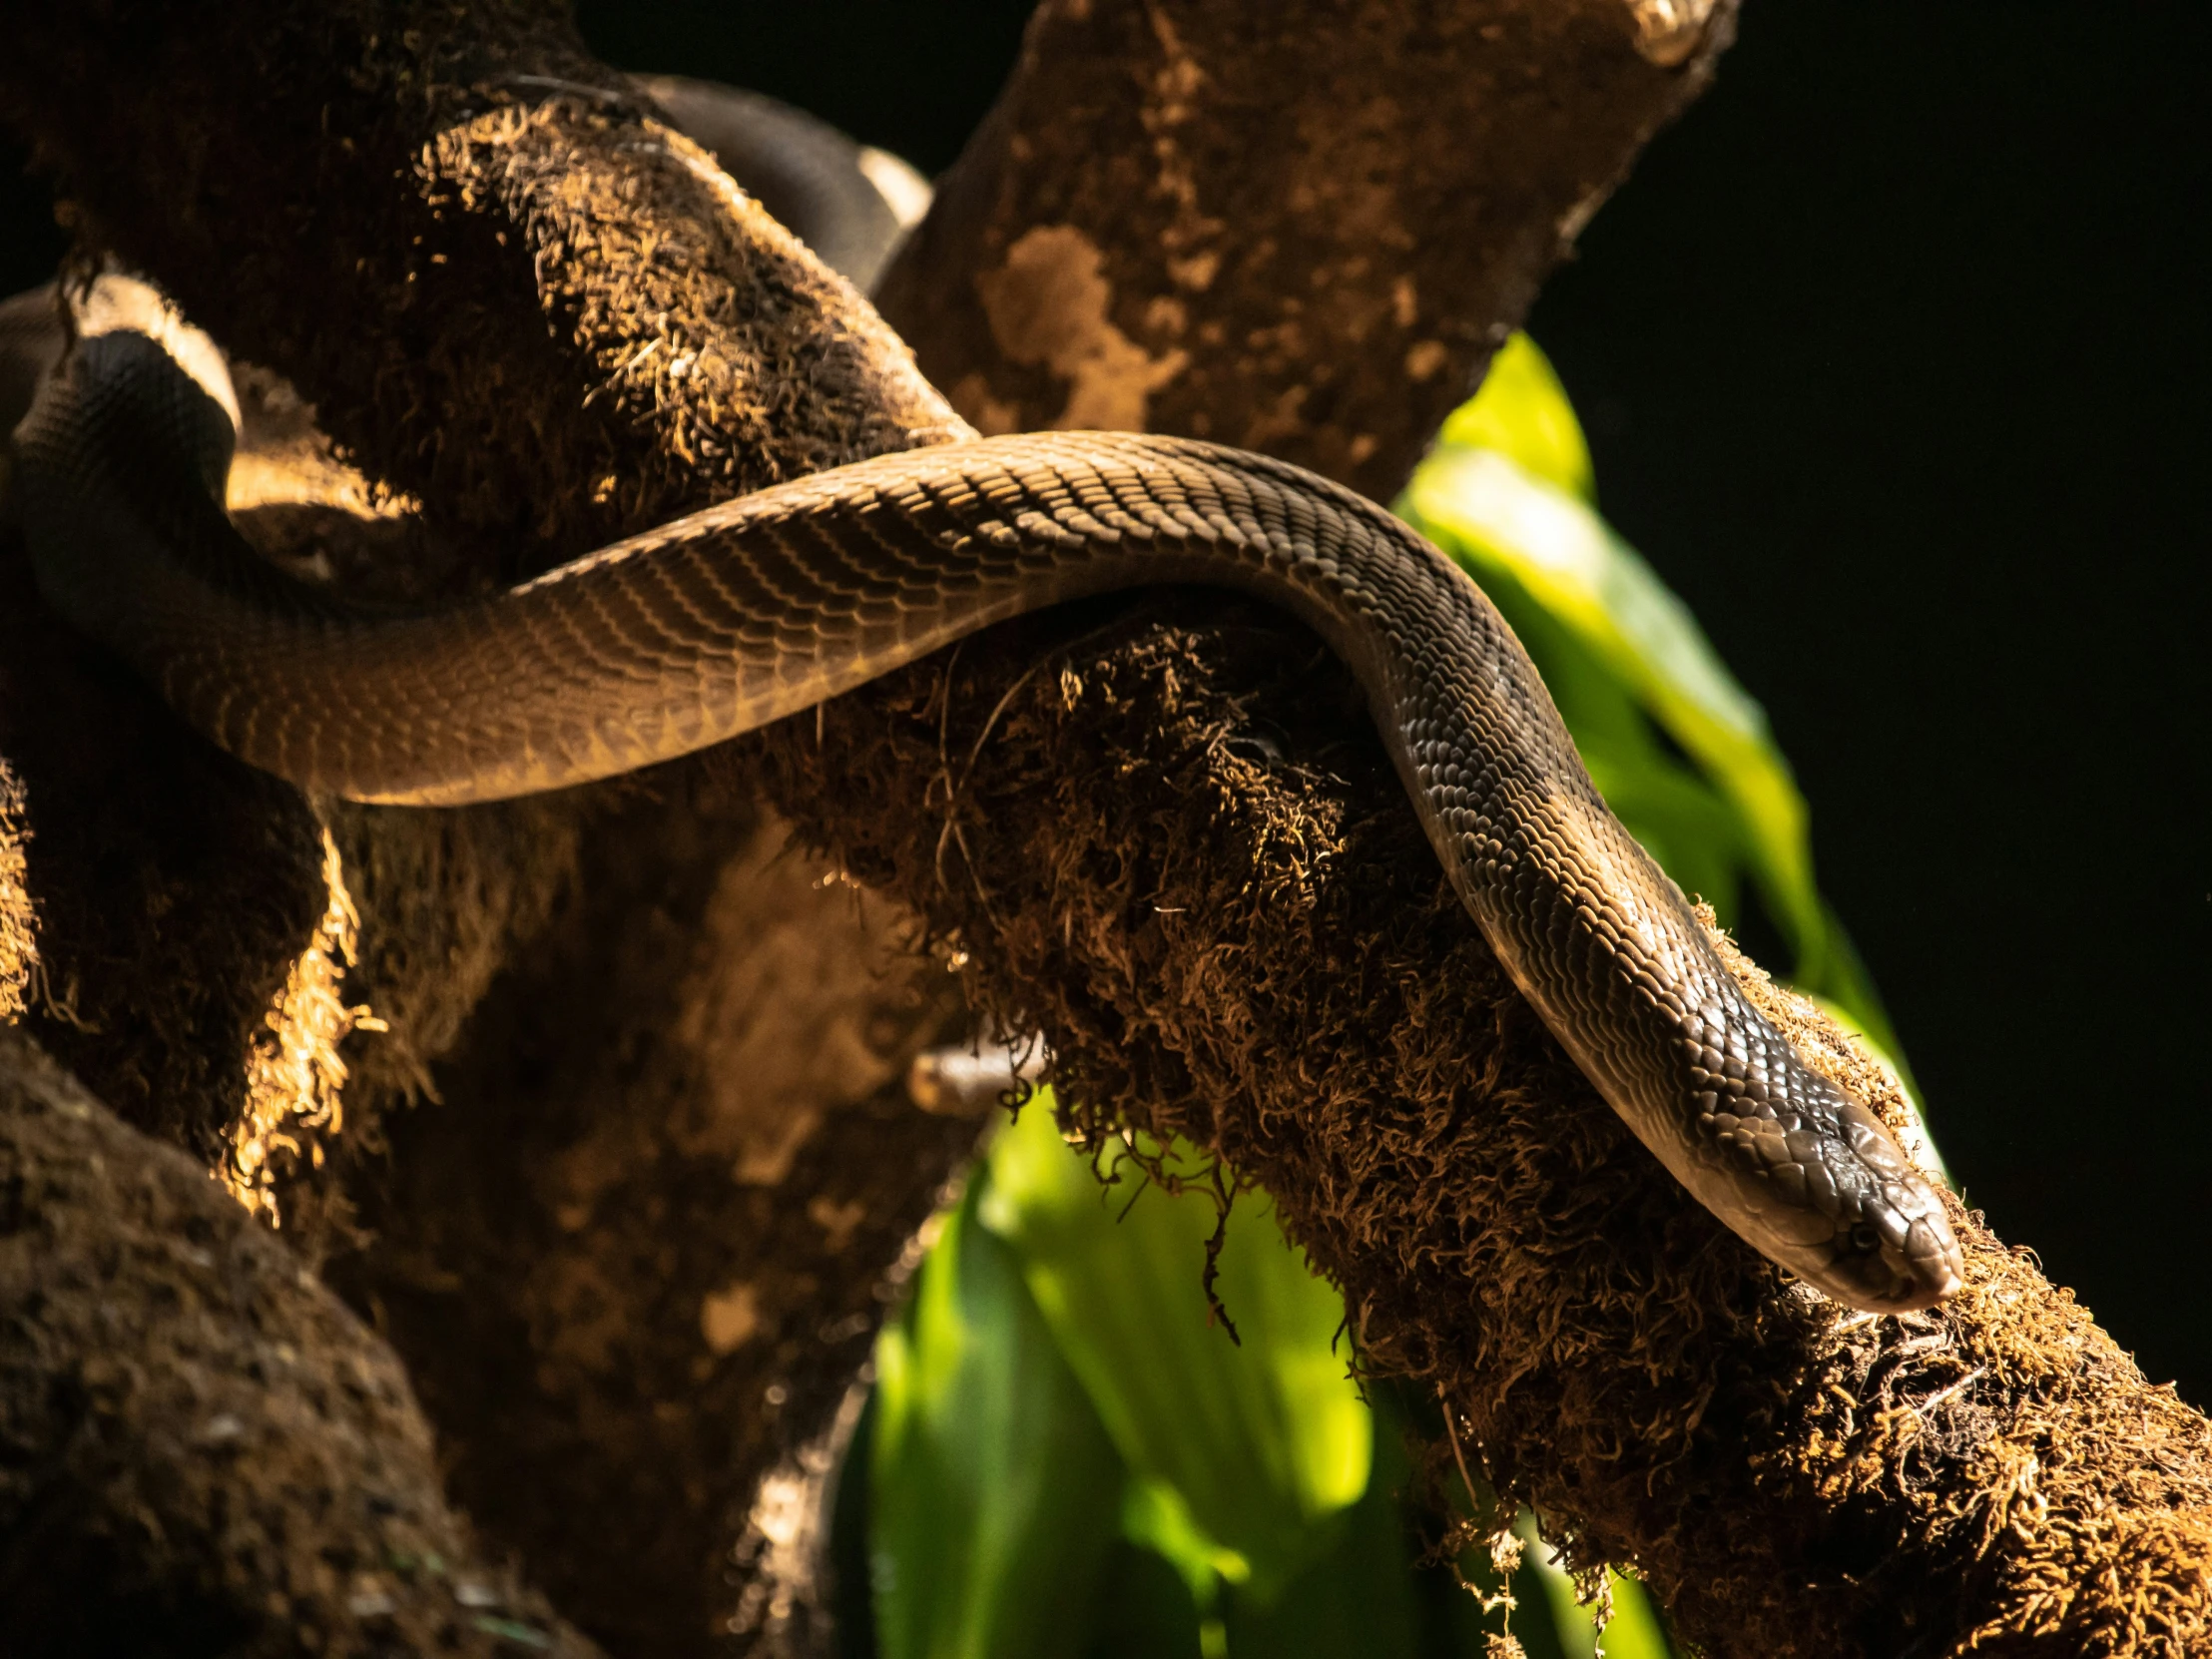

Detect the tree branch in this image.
[747,597,2212,1657]
[879,0,1735,498]
[0,3,975,1652]
[0,1027,606,1657]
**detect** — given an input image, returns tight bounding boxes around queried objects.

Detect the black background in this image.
[5,2,2206,1397]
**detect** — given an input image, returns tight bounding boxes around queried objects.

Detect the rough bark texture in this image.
[7,2,2206,1658]
[0,1026,605,1658]
[877,0,1735,501]
[317,780,981,1655]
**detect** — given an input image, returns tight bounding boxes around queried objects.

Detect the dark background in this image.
[4,2,2205,1395]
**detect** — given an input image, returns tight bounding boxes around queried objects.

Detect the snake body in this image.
[7,298,1964,1313]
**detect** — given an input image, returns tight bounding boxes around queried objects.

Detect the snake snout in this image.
[1824,1191,1966,1313]
[1815,1096,1966,1311]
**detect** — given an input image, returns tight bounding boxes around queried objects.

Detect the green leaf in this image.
[1435,332,1596,502]
[1117,1479,1233,1658]
[977,1098,1370,1608]
[870,1180,1128,1659]
[1511,1516,1676,1659]
[1217,1415,1421,1658]
[1596,1578,1675,1659]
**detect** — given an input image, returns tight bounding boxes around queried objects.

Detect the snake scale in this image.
[0,89,1962,1315]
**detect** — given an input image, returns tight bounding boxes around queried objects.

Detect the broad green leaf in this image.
[1217,1415,1420,1658]
[1118,1480,1232,1658]
[977,1097,1370,1608]
[1435,332,1596,502]
[870,1182,1127,1659]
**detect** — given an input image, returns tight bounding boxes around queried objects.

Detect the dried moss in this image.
[745,595,2212,1658]
[226,830,386,1226]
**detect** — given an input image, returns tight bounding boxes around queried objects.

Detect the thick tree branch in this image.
[879,0,1736,498]
[0,1027,604,1658]
[746,603,2212,1658]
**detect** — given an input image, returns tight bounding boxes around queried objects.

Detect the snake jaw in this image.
[1725,1188,1961,1314]
[1734,1189,1962,1313]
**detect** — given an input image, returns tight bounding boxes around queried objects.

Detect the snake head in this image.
[1810,1099,1966,1312]
[1723,1090,1965,1313]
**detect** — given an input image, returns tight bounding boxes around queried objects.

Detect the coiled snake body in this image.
[6,293,1964,1313]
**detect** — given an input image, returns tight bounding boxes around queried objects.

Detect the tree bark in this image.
[878,0,1735,499]
[5,3,2206,1659]
[0,1026,606,1658]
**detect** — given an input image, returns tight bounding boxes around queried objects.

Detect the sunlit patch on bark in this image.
[226,826,384,1222]
[974,225,1190,431]
[1625,0,1720,68]
[0,763,31,1022]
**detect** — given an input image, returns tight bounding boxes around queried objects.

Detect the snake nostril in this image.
[1849,1222,1881,1255]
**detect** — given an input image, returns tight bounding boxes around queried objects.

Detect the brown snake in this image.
[4,280,1963,1314]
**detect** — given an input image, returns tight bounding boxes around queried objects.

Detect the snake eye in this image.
[1848,1222,1881,1255]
